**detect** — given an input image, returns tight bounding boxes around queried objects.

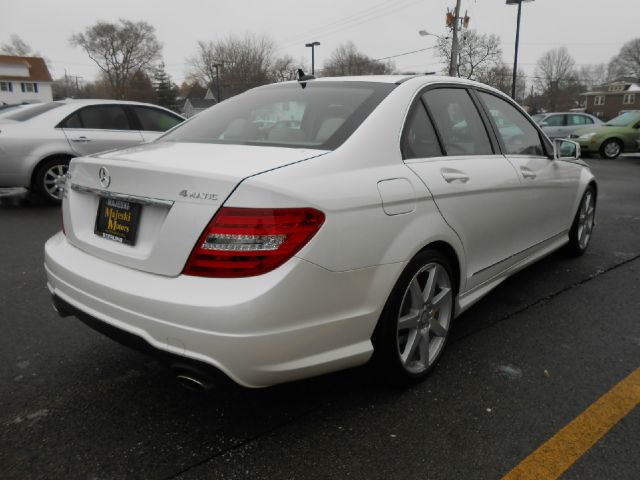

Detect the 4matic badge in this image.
[178,190,219,201]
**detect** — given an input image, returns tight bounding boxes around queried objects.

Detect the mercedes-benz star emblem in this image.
[98,167,111,188]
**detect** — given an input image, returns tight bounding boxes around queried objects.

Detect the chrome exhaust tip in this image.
[172,364,216,392]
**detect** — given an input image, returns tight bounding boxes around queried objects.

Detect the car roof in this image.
[56,98,168,107]
[540,112,596,116]
[307,74,492,87]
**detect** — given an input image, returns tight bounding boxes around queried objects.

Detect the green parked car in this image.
[572,111,640,159]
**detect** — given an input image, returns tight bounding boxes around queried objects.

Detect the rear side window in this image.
[422,88,493,156]
[160,81,396,150]
[77,105,132,130]
[62,113,82,128]
[478,92,545,156]
[402,102,442,159]
[569,114,591,126]
[132,106,183,132]
[5,102,64,121]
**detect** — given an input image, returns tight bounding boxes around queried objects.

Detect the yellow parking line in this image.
[502,368,640,480]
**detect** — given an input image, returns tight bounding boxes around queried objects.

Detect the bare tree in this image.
[535,47,578,111]
[322,42,392,76]
[0,34,34,56]
[477,63,526,101]
[608,38,640,78]
[70,19,162,99]
[436,30,502,80]
[186,34,276,99]
[186,40,223,88]
[270,55,307,82]
[577,64,611,90]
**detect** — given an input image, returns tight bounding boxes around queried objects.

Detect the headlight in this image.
[578,133,596,140]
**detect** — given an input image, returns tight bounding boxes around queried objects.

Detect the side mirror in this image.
[540,121,549,127]
[554,138,581,160]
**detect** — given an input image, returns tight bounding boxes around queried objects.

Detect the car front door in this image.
[403,86,524,290]
[476,91,580,255]
[61,105,144,156]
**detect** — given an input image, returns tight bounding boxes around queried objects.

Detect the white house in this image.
[0,55,53,104]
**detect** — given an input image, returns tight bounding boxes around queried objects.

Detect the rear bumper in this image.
[45,232,403,387]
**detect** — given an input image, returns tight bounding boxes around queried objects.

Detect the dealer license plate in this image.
[94,197,142,245]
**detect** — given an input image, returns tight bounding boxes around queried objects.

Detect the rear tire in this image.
[599,139,622,159]
[33,156,71,204]
[372,249,455,385]
[566,186,596,256]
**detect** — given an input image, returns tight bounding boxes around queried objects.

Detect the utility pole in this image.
[449,0,463,77]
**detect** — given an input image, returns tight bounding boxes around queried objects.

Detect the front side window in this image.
[132,106,183,132]
[401,101,442,159]
[160,81,395,150]
[77,105,132,130]
[544,115,565,127]
[478,91,545,156]
[422,88,492,156]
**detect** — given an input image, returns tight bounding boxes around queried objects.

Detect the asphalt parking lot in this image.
[1,155,639,480]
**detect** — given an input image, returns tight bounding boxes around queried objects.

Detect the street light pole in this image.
[507,0,534,100]
[305,41,321,76]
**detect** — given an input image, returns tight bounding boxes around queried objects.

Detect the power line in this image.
[374,45,438,62]
[278,0,424,50]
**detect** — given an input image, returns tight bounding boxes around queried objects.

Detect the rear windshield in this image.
[5,102,64,121]
[160,81,396,150]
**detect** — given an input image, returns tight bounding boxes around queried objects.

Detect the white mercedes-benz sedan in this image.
[0,99,184,202]
[44,75,597,389]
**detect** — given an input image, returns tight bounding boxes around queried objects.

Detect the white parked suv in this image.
[0,100,184,202]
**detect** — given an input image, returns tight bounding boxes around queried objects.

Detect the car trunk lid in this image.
[63,141,328,276]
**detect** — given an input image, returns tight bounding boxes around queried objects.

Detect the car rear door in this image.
[402,86,524,290]
[61,104,145,156]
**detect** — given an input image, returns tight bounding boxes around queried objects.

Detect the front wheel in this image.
[372,249,455,384]
[33,157,70,203]
[566,186,596,256]
[599,139,622,159]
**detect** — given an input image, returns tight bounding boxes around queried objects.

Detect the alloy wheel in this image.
[396,262,453,374]
[43,164,69,201]
[603,141,621,159]
[577,190,595,250]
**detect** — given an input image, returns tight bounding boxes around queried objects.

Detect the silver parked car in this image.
[531,112,603,140]
[0,100,184,202]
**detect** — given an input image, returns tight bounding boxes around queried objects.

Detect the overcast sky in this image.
[2,0,638,86]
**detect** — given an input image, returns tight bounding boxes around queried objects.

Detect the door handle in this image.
[71,136,91,143]
[441,168,469,183]
[520,167,536,180]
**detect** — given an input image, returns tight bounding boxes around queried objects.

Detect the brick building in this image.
[582,77,640,121]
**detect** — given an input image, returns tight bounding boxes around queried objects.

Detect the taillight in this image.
[183,207,325,278]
